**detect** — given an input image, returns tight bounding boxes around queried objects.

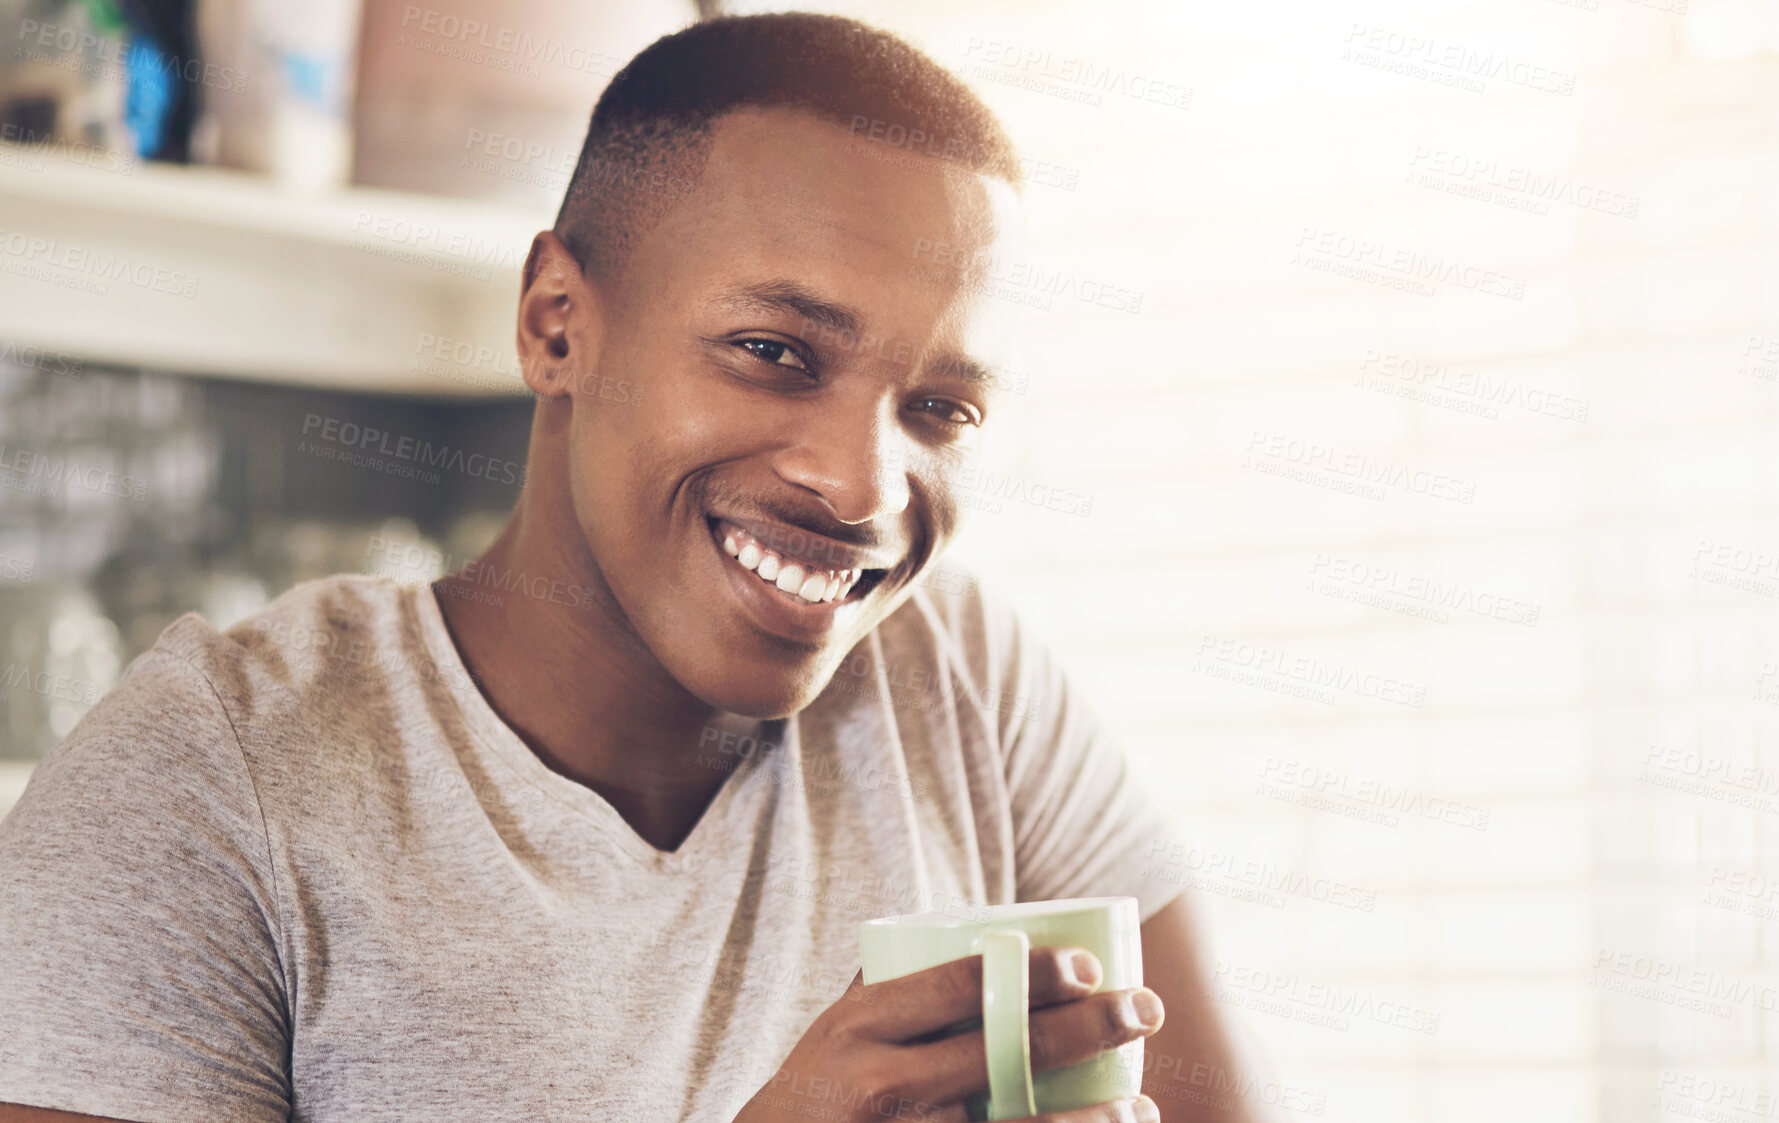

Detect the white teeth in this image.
[776,563,806,594]
[718,521,872,608]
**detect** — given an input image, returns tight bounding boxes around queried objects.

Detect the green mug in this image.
[859,896,1144,1121]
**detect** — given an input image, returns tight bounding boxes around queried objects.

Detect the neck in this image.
[430,420,763,851]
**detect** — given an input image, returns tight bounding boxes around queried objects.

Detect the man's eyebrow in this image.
[927,352,999,389]
[716,280,1001,389]
[717,281,866,339]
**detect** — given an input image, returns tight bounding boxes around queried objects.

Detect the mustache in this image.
[734,501,884,552]
[697,479,912,561]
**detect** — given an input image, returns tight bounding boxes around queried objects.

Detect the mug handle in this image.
[977,928,1037,1120]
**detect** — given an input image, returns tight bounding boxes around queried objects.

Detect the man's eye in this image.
[737,338,811,373]
[916,397,982,426]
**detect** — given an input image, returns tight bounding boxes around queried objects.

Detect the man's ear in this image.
[517,231,601,399]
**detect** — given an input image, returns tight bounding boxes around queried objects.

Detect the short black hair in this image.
[552,12,1021,285]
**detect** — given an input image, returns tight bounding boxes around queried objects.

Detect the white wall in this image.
[742,0,1778,1118]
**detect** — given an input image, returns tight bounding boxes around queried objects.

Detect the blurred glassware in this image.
[88,537,202,655]
[0,359,531,760]
[0,580,120,756]
[199,568,266,630]
[442,508,506,568]
[247,517,339,592]
[358,515,435,585]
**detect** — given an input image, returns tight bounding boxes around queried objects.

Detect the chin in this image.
[681,659,836,721]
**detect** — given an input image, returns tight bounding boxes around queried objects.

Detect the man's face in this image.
[561,108,1024,718]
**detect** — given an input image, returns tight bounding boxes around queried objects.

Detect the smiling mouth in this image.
[708,518,889,608]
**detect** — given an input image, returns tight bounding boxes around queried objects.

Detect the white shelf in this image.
[0,143,553,398]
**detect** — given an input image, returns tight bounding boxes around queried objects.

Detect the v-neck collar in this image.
[407,578,788,874]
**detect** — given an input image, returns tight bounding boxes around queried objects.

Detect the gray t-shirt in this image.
[0,572,1187,1122]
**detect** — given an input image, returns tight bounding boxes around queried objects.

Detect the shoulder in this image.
[16,574,428,840]
[177,572,436,718]
[209,571,416,681]
[27,637,245,802]
[56,573,421,764]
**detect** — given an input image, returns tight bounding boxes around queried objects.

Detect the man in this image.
[0,14,1270,1123]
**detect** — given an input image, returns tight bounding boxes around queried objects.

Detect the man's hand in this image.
[733,946,1165,1123]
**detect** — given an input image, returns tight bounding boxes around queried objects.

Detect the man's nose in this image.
[770,401,912,525]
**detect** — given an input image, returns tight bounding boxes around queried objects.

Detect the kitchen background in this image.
[3,0,1777,1120]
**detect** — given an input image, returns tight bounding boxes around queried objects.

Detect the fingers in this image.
[1027,986,1163,1072]
[913,1092,1159,1123]
[896,986,1163,1107]
[851,946,1104,1042]
[1022,1094,1161,1123]
[1032,948,1104,1008]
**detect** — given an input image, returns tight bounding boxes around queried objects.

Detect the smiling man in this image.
[0,13,1271,1123]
